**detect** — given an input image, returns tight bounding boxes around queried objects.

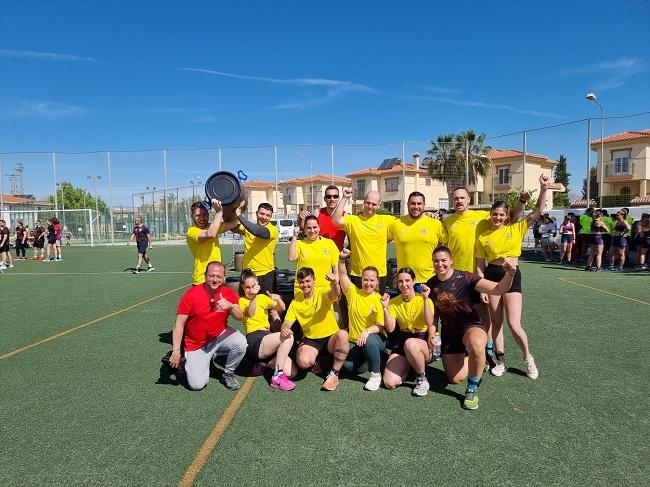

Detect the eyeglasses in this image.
[324,194,339,200]
[209,297,217,312]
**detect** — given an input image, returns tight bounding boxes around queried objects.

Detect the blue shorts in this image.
[137,242,148,254]
[560,235,574,244]
[590,235,604,246]
[611,236,627,248]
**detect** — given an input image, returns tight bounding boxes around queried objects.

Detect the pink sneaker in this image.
[270,373,295,392]
[251,362,266,376]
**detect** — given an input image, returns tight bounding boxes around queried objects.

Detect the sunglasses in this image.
[324,194,339,200]
[209,297,217,312]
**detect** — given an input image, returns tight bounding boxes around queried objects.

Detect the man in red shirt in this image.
[169,261,247,391]
[298,185,347,250]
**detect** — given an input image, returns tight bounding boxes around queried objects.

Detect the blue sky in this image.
[1,0,649,204]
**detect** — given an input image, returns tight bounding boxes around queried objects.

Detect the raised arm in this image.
[337,248,353,294]
[238,215,271,238]
[420,284,434,328]
[326,271,341,302]
[288,226,300,262]
[525,175,550,225]
[332,187,353,227]
[510,191,529,221]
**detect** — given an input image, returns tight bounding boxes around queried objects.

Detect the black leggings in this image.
[15,240,27,257]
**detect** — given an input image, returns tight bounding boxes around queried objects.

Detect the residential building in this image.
[242,181,285,217]
[482,149,561,209]
[591,129,650,203]
[278,174,352,215]
[346,153,449,214]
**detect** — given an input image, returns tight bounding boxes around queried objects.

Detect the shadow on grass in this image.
[426,365,464,403]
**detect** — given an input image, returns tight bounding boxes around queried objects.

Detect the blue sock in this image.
[486,340,494,357]
[467,375,481,391]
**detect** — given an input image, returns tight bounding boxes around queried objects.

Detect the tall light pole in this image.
[189,176,202,201]
[586,92,605,207]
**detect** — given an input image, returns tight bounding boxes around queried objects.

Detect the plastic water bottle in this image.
[432,333,441,361]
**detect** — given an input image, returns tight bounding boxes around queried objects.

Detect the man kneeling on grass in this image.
[280,267,349,391]
[169,261,247,391]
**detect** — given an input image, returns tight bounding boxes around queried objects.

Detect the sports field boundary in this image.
[0,283,190,361]
[177,376,256,487]
[557,277,650,307]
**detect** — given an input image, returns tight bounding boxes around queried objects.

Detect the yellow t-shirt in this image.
[239,294,276,335]
[344,285,385,342]
[186,224,225,285]
[443,210,490,272]
[293,237,339,292]
[388,215,448,282]
[475,219,529,262]
[387,294,433,334]
[343,213,395,277]
[243,222,279,275]
[284,287,339,339]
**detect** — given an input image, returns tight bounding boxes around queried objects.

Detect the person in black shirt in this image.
[127,216,154,274]
[425,245,517,410]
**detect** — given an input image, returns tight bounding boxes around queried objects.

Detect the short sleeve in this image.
[238,297,249,313]
[344,282,358,300]
[516,219,530,239]
[177,290,193,315]
[342,214,355,233]
[327,239,339,267]
[387,297,400,318]
[284,302,297,323]
[387,219,396,241]
[374,297,385,325]
[268,223,279,239]
[465,271,481,290]
[438,220,448,244]
[186,226,201,243]
[474,238,486,259]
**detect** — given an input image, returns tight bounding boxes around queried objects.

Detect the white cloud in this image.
[399,94,564,119]
[0,49,98,62]
[413,85,460,95]
[561,57,642,91]
[7,101,89,119]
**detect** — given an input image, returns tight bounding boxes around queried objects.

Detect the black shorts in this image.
[47,237,56,245]
[391,330,427,356]
[298,335,331,354]
[137,242,148,254]
[350,275,388,294]
[441,324,486,355]
[33,239,44,249]
[246,329,270,360]
[257,270,277,294]
[0,243,9,253]
[484,263,522,294]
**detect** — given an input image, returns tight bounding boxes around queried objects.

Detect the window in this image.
[385,177,399,192]
[383,201,401,215]
[425,178,432,187]
[356,179,366,196]
[497,166,510,185]
[612,150,630,174]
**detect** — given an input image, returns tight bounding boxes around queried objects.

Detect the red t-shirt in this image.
[176,284,238,351]
[317,207,347,250]
[54,223,62,240]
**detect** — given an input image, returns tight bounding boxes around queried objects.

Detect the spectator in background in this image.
[32,220,46,261]
[585,210,610,271]
[578,207,594,263]
[14,221,28,261]
[607,211,631,271]
[634,213,650,270]
[538,215,555,262]
[128,216,154,274]
[52,217,63,261]
[0,219,12,270]
[601,209,614,255]
[558,215,576,264]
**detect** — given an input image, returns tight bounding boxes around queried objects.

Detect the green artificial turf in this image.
[1,245,649,486]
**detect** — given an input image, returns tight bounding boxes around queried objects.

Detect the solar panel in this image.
[378,157,400,170]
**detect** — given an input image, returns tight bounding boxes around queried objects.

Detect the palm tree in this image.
[423,129,491,199]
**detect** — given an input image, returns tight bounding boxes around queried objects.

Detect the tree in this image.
[48,181,108,213]
[423,129,491,198]
[553,154,570,208]
[581,166,598,201]
[494,189,538,211]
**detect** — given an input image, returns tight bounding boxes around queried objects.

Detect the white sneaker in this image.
[525,356,539,380]
[8,264,14,268]
[490,361,506,377]
[0,265,6,270]
[147,266,155,272]
[364,372,381,391]
[411,375,430,396]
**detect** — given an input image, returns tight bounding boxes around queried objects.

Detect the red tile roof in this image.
[346,162,428,177]
[0,195,36,204]
[281,174,350,185]
[591,129,650,146]
[488,149,557,165]
[243,181,276,189]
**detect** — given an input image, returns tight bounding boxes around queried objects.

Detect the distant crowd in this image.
[0,217,71,269]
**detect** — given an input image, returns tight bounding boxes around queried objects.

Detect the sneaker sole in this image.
[462,401,479,410]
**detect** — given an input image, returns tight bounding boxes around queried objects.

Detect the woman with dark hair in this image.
[585,210,609,271]
[51,217,63,261]
[426,246,518,410]
[559,215,576,264]
[238,269,295,391]
[381,267,434,396]
[607,211,631,271]
[14,220,28,260]
[337,248,386,391]
[474,174,550,381]
[288,214,339,293]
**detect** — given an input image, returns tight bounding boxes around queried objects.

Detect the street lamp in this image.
[586,92,605,207]
[297,154,314,211]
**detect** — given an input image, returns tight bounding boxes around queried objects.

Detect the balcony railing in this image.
[604,162,634,177]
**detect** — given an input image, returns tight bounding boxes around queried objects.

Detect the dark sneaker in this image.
[147,266,155,272]
[132,268,140,274]
[221,372,240,390]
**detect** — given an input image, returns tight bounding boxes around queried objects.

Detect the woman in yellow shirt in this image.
[288,215,339,293]
[474,174,549,381]
[239,269,295,391]
[381,267,435,397]
[338,248,386,391]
